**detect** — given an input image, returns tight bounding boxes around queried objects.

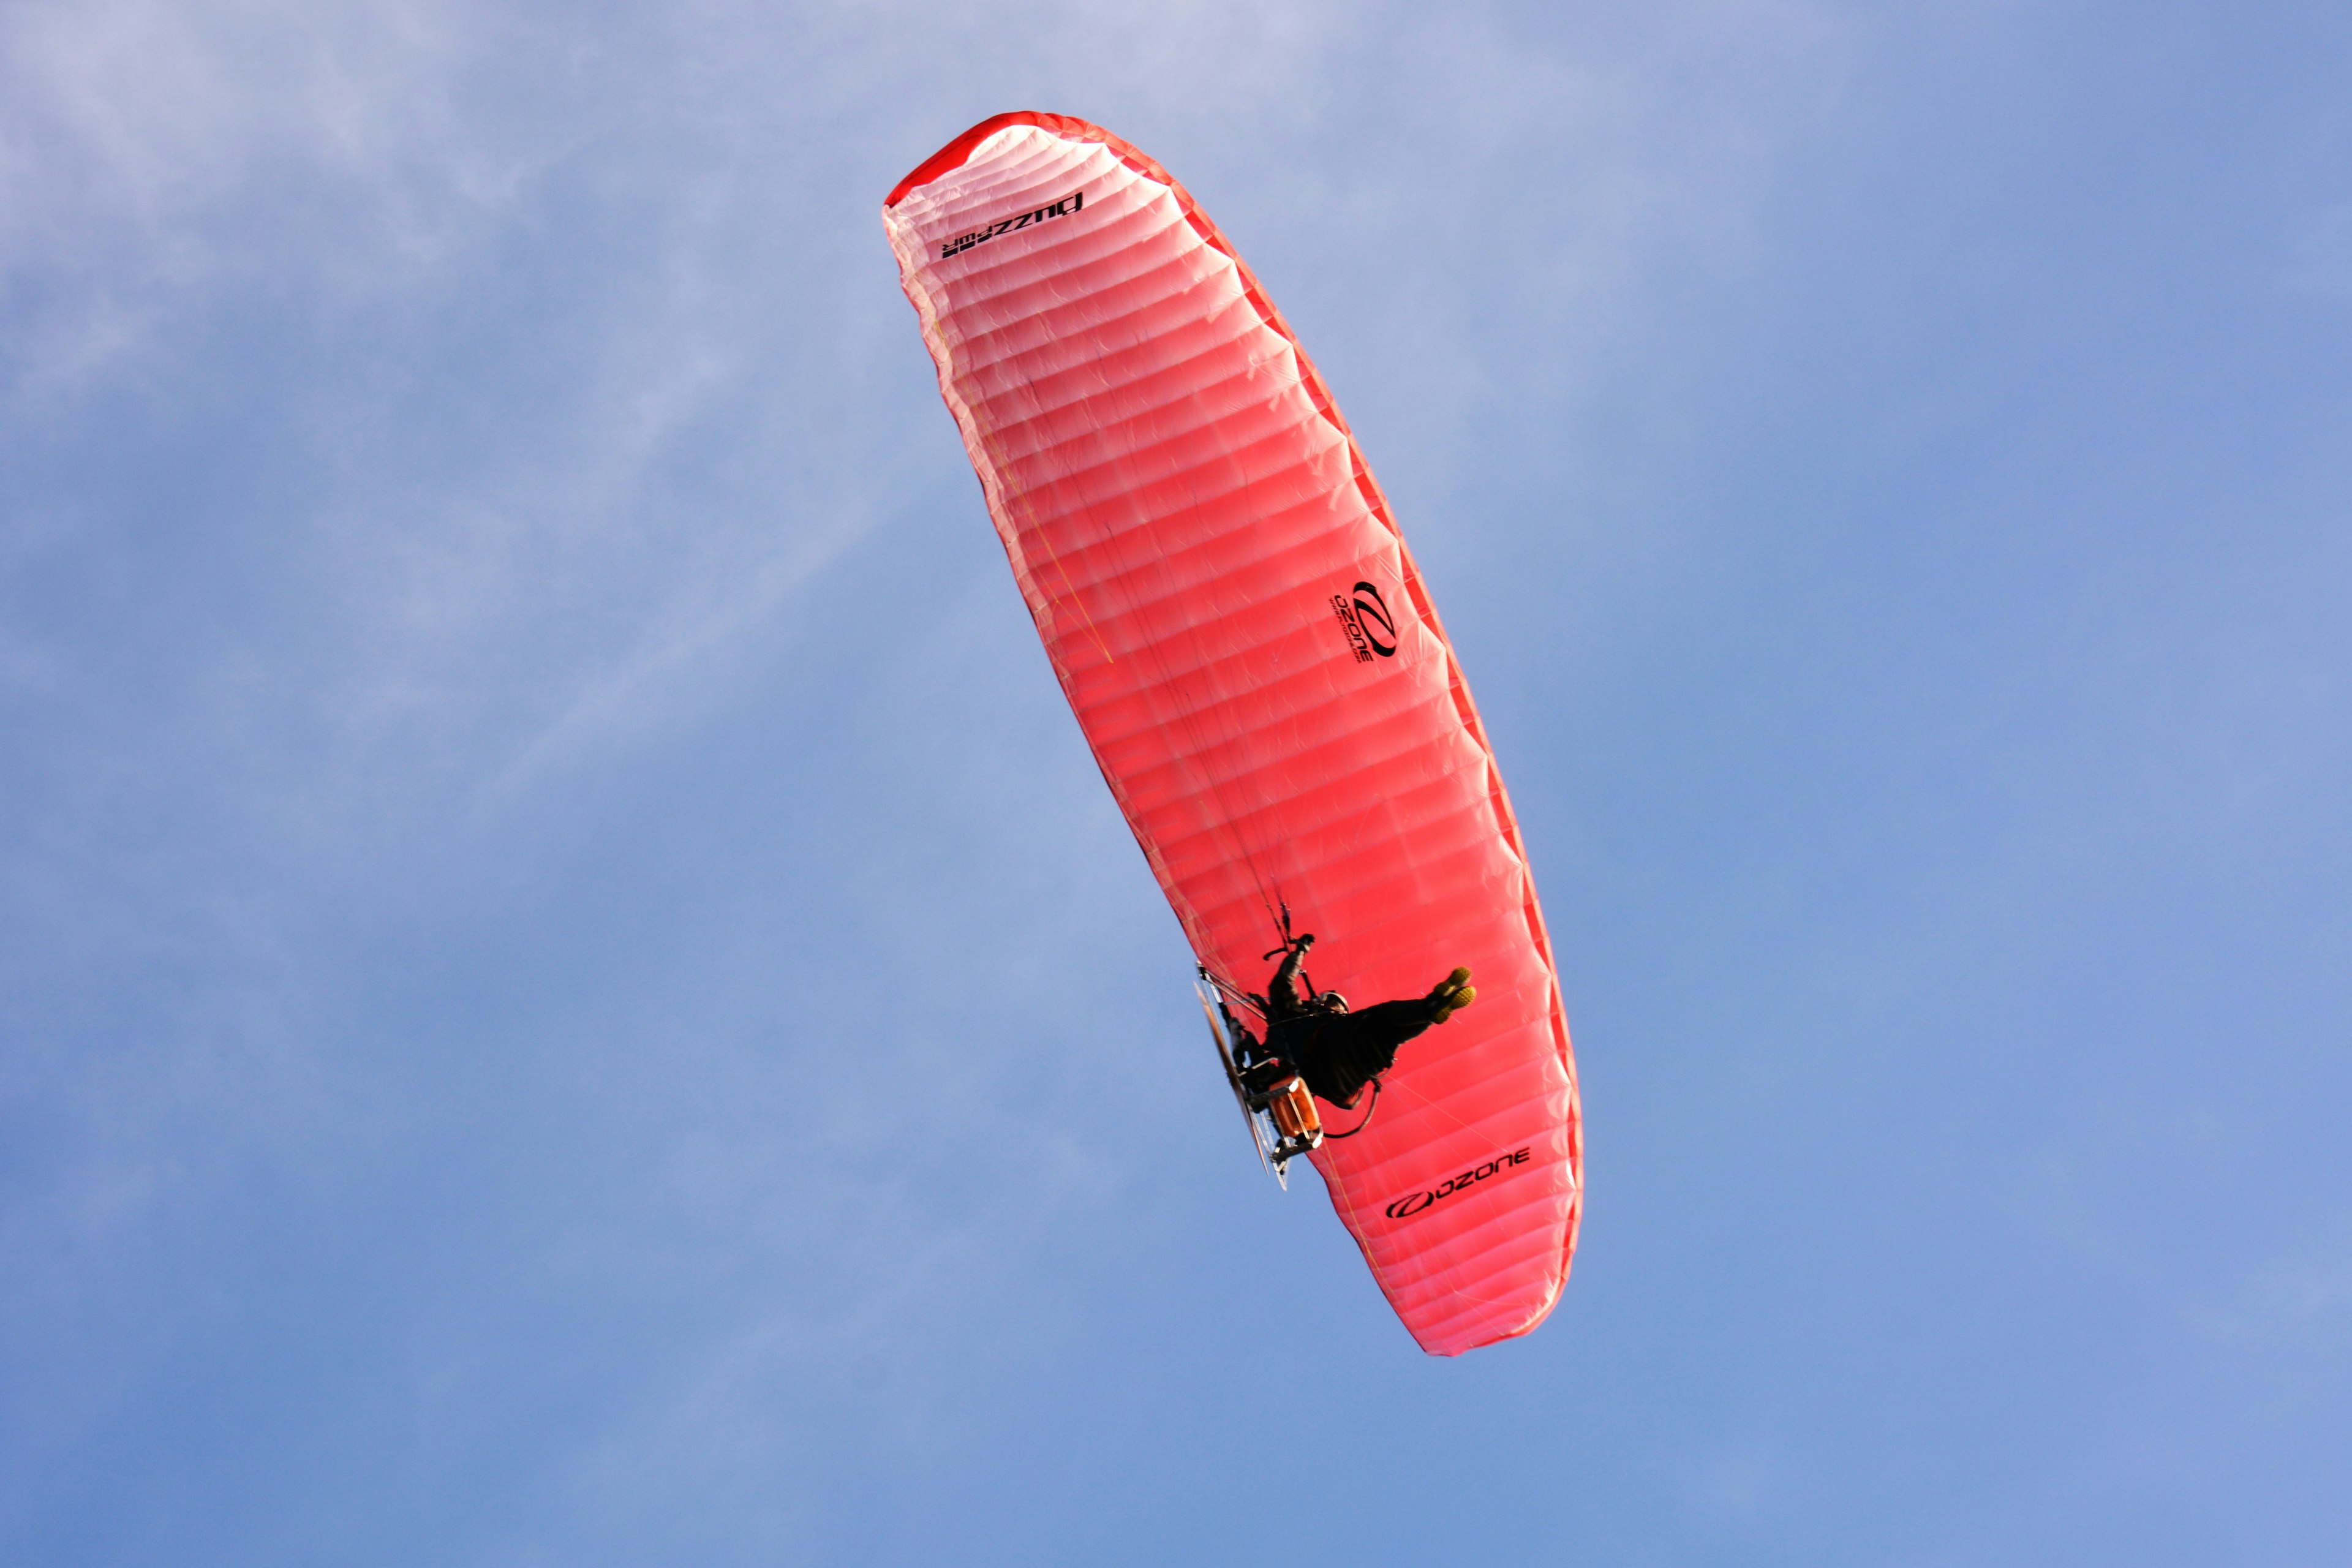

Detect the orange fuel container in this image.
[1268,1076,1322,1144]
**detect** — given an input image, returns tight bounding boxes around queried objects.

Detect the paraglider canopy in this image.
[883,112,1581,1355]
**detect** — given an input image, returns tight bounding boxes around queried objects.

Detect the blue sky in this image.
[4,2,2348,1562]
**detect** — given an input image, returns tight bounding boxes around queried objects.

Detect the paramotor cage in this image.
[1197,970,1321,1184]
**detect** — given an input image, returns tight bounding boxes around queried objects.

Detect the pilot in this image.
[1238,935,1474,1109]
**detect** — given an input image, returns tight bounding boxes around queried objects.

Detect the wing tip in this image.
[884,110,1104,208]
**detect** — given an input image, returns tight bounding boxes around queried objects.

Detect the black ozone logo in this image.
[1352,582,1398,655]
[1330,579,1401,663]
[1384,1147,1532,1221]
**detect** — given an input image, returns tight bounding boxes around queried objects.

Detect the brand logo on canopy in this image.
[1331,579,1399,663]
[938,188,1085,260]
[1384,1147,1532,1221]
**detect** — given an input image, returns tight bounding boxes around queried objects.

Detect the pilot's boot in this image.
[1427,967,1477,1023]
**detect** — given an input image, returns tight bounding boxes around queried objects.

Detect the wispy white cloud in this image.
[2192,1246,2352,1342]
[0,0,546,372]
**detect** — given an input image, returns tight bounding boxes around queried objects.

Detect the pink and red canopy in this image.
[884,113,1581,1355]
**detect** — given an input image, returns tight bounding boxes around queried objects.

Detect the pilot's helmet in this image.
[1314,991,1349,1014]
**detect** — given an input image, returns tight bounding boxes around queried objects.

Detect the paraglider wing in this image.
[883,113,1581,1355]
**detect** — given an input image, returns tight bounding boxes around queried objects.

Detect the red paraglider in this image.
[884,113,1581,1355]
